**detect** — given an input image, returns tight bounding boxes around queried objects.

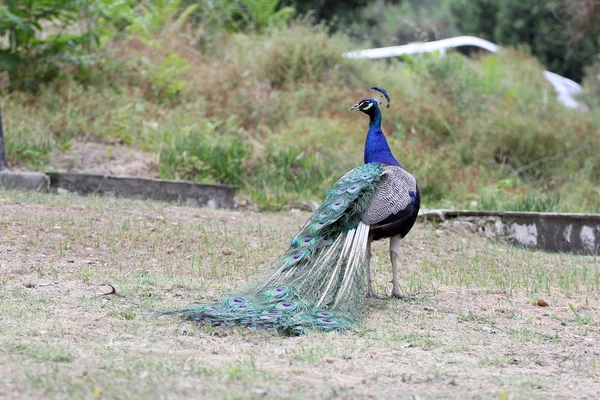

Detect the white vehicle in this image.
[343,36,586,110]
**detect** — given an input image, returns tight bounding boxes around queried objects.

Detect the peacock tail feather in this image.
[169,163,384,335]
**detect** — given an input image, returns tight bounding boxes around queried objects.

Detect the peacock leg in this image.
[389,234,405,299]
[366,239,383,299]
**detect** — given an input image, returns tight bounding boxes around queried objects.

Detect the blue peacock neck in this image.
[364,109,402,167]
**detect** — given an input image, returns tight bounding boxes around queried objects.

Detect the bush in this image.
[240,22,358,88]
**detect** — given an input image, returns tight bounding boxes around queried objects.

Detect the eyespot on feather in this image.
[300,237,315,247]
[276,301,297,311]
[286,251,305,266]
[228,297,247,306]
[269,286,290,297]
[330,199,346,211]
[316,311,333,317]
[347,184,361,194]
[313,220,329,231]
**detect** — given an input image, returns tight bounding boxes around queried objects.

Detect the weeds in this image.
[478,193,561,212]
[158,119,250,185]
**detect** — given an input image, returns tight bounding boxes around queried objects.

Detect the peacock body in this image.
[171,87,420,334]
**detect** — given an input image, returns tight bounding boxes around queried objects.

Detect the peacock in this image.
[169,87,420,334]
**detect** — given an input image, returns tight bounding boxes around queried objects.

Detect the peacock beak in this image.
[349,104,360,111]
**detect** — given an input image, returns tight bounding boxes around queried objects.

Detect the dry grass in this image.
[1,189,599,399]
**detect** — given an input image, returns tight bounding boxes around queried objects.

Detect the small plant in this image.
[238,0,294,32]
[567,303,600,326]
[141,53,191,101]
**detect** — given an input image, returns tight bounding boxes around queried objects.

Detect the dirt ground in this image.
[43,141,158,177]
[0,189,599,399]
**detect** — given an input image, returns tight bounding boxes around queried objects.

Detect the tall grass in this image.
[158,119,250,185]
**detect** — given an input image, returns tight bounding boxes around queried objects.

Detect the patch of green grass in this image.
[158,118,251,186]
[291,344,334,364]
[477,354,514,368]
[504,327,561,342]
[553,304,600,327]
[478,193,561,213]
[393,233,600,297]
[388,331,441,349]
[16,344,73,363]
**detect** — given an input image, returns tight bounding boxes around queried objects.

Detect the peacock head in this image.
[349,86,390,117]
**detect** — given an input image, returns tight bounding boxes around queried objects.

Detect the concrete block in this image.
[47,172,236,209]
[420,210,600,255]
[0,171,50,191]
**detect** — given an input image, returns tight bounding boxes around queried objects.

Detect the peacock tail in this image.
[170,163,384,335]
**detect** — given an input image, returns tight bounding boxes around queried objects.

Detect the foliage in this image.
[238,0,294,32]
[238,22,356,88]
[581,60,600,118]
[0,0,98,92]
[449,0,600,81]
[127,0,193,36]
[194,0,294,33]
[477,193,561,213]
[2,3,600,212]
[135,53,190,101]
[282,0,400,28]
[159,119,251,186]
[344,0,458,47]
[248,145,338,209]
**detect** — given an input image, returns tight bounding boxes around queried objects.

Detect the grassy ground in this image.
[1,189,599,399]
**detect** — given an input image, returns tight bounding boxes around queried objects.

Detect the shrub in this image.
[239,22,359,88]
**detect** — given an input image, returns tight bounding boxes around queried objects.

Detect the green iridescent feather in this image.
[168,163,384,334]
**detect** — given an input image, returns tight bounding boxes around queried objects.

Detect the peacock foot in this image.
[389,287,406,299]
[366,288,385,300]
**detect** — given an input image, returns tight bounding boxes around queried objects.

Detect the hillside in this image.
[2,6,599,212]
